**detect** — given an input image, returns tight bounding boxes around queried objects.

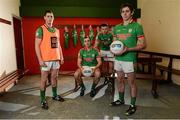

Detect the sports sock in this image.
[130,97,136,106]
[52,86,57,97]
[40,90,45,103]
[119,92,124,102]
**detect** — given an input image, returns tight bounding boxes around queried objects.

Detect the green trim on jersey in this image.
[97,33,113,50]
[80,48,100,67]
[113,22,144,62]
[36,26,56,38]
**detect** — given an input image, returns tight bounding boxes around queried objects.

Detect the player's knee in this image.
[130,81,136,87]
[74,71,80,78]
[94,71,101,78]
[41,72,49,80]
[51,74,58,80]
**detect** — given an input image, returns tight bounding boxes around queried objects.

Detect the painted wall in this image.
[138,0,180,85]
[0,0,20,75]
[19,0,140,18]
[22,17,123,74]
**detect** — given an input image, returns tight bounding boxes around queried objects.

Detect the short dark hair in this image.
[120,3,134,13]
[44,10,53,16]
[100,23,108,28]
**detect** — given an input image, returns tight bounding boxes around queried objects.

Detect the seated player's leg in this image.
[107,50,114,76]
[101,50,114,76]
[101,50,114,85]
[90,68,101,97]
[108,61,114,76]
[100,50,109,79]
[101,59,108,76]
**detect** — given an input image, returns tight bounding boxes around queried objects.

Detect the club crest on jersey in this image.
[128,29,132,33]
[92,54,95,57]
[85,58,92,62]
[117,30,121,32]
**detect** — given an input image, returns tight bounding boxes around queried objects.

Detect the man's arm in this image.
[94,50,102,70]
[35,37,45,66]
[127,24,147,51]
[35,27,46,67]
[59,44,64,64]
[95,57,102,70]
[114,37,147,56]
[77,52,83,71]
[127,37,147,51]
[114,24,147,55]
[57,29,64,64]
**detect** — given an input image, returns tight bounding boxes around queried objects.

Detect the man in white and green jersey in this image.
[110,4,147,116]
[74,37,102,97]
[94,24,114,77]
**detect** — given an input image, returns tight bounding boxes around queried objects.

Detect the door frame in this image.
[12,14,25,70]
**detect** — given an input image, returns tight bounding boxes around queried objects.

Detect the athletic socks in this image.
[91,83,97,90]
[40,90,46,103]
[52,86,57,97]
[130,97,136,106]
[80,83,85,89]
[119,92,125,102]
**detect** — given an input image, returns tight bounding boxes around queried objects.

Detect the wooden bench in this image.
[156,64,180,81]
[138,51,180,83]
[0,69,28,93]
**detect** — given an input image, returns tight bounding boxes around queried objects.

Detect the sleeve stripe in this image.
[138,35,145,39]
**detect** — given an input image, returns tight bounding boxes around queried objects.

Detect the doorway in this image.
[13,16,24,70]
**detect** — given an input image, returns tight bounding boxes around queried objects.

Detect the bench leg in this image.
[151,63,159,98]
[151,79,158,98]
[160,70,164,76]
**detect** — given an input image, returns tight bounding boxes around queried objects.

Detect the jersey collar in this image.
[120,19,134,25]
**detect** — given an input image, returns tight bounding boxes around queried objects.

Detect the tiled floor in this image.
[0,75,180,119]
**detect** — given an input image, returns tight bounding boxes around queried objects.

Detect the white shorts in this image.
[114,60,134,73]
[100,50,114,61]
[41,61,60,71]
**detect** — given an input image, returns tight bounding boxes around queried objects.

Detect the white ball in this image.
[110,40,124,54]
[82,66,93,77]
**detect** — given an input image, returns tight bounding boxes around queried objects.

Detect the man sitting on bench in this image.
[74,37,102,97]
